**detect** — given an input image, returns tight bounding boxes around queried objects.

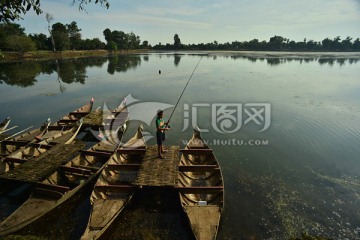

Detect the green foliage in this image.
[79,38,106,50]
[0,0,42,22]
[66,21,82,50]
[106,41,117,51]
[73,0,110,11]
[29,33,51,50]
[0,23,26,48]
[52,22,70,51]
[103,29,141,50]
[4,35,36,57]
[174,34,181,49]
[0,0,110,23]
[155,35,360,51]
[103,28,112,42]
[53,31,70,51]
[142,40,149,48]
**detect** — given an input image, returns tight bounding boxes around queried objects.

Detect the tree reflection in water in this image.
[0,54,358,90]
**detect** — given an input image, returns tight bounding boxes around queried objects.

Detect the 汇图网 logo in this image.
[182,103,271,133]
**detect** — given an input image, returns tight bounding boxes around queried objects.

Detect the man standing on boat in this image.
[156,110,170,159]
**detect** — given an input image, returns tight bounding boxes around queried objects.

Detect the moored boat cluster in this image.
[0,98,224,240]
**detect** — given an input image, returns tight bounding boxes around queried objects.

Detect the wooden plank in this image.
[94,184,136,192]
[57,119,78,124]
[0,141,86,183]
[1,140,29,147]
[30,143,53,149]
[69,111,89,115]
[176,186,223,194]
[47,125,72,131]
[36,182,70,194]
[33,187,64,198]
[178,165,219,172]
[180,149,213,154]
[59,165,92,175]
[106,164,141,171]
[3,157,28,164]
[117,148,147,154]
[71,164,100,172]
[90,199,127,229]
[79,149,112,157]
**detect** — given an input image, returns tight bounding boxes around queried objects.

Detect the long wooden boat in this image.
[0,119,51,158]
[177,129,224,240]
[81,125,146,240]
[1,118,84,173]
[0,141,116,236]
[0,117,11,134]
[1,98,94,158]
[0,101,129,236]
[56,97,94,126]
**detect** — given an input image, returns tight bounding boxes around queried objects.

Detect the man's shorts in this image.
[156,131,165,145]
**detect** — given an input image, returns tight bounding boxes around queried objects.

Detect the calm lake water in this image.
[0,52,360,239]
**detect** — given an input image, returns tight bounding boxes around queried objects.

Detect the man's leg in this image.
[158,144,164,158]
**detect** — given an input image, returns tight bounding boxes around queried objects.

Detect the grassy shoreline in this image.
[0,49,149,63]
[1,49,359,63]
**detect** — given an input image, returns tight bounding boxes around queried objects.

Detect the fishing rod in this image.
[166,56,202,126]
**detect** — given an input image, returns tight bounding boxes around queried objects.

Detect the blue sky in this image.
[16,0,360,45]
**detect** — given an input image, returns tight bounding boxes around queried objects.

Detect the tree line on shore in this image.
[0,21,359,58]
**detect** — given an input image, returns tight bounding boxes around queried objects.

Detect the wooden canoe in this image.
[1,98,94,157]
[56,97,94,126]
[177,129,224,240]
[1,118,84,174]
[80,125,146,240]
[0,101,129,236]
[0,140,117,237]
[0,117,11,134]
[0,119,51,158]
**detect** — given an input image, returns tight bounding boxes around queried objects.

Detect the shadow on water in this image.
[3,185,194,240]
[105,187,194,240]
[0,55,143,89]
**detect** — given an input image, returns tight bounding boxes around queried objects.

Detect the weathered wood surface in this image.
[134,145,179,187]
[89,199,127,229]
[184,205,221,240]
[0,141,86,183]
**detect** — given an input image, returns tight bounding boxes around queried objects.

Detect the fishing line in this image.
[167,56,202,125]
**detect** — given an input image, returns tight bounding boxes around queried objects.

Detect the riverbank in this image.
[1,49,359,63]
[0,49,149,63]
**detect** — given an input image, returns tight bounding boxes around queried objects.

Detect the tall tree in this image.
[103,28,113,43]
[128,32,140,49]
[142,40,149,49]
[269,35,285,50]
[174,34,181,49]
[112,30,128,50]
[66,21,82,50]
[0,0,110,22]
[52,22,69,51]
